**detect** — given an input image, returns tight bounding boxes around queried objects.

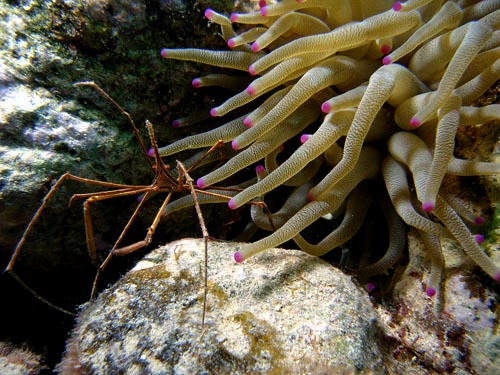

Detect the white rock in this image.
[58,239,384,374]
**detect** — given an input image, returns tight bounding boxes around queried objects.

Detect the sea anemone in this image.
[159,0,500,297]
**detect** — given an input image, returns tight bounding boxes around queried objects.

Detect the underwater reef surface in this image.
[1,0,500,373]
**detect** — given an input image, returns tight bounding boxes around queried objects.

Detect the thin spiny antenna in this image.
[74,81,154,169]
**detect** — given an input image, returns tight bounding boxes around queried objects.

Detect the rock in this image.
[0,71,139,271]
[0,341,43,375]
[375,230,499,375]
[58,239,385,374]
[60,238,500,374]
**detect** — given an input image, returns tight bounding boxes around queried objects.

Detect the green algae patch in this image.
[128,265,172,281]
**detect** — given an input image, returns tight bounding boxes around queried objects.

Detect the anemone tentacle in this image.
[191,74,252,90]
[309,64,428,200]
[408,9,500,82]
[422,94,462,212]
[161,49,262,71]
[461,0,500,24]
[250,12,330,52]
[233,57,375,150]
[352,194,406,278]
[251,181,313,231]
[382,156,448,237]
[441,192,485,226]
[434,195,500,281]
[447,158,500,176]
[293,182,374,257]
[410,21,493,126]
[382,1,462,65]
[159,0,500,288]
[248,10,422,75]
[234,147,382,261]
[158,116,247,157]
[199,101,319,188]
[228,111,353,209]
[418,230,443,298]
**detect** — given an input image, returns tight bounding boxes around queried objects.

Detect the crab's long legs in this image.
[77,187,156,262]
[7,271,76,316]
[177,160,210,327]
[186,140,225,173]
[90,189,174,299]
[5,172,144,272]
[9,81,242,326]
[5,173,146,316]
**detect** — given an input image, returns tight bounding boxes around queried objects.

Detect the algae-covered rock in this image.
[0,341,43,375]
[374,230,499,375]
[59,239,384,374]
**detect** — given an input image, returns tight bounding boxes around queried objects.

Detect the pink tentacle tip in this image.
[307,191,316,201]
[231,139,240,150]
[380,44,391,54]
[209,108,218,117]
[227,38,236,48]
[228,198,239,210]
[255,165,266,175]
[260,6,268,16]
[426,287,436,297]
[422,202,435,213]
[191,78,201,88]
[494,271,500,281]
[249,65,257,76]
[172,119,182,128]
[300,134,312,143]
[204,8,215,20]
[366,282,376,293]
[148,148,155,157]
[474,216,485,225]
[230,13,239,22]
[234,251,244,263]
[196,177,206,189]
[474,234,485,244]
[393,2,403,11]
[382,56,392,65]
[246,85,257,96]
[243,117,253,128]
[409,117,421,128]
[160,48,169,58]
[321,101,332,113]
[251,42,261,52]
